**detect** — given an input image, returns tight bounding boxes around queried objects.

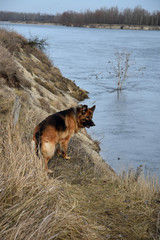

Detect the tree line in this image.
[0,6,160,26]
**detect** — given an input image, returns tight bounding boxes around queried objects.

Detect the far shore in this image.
[82,23,160,31]
[1,21,160,31]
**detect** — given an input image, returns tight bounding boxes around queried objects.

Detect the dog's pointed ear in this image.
[81,105,88,114]
[90,105,96,112]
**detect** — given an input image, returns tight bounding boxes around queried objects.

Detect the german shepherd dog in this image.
[33,105,95,173]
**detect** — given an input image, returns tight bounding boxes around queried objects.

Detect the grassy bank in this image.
[0,28,160,239]
[0,110,160,239]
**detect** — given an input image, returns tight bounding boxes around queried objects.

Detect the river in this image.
[1,22,160,177]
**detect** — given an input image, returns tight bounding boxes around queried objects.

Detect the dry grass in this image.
[0,28,54,82]
[0,110,100,240]
[0,45,31,89]
[0,28,51,65]
[0,28,27,54]
[50,142,160,239]
[34,78,58,95]
[0,101,160,240]
[0,28,88,102]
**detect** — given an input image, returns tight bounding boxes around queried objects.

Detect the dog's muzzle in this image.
[81,118,95,128]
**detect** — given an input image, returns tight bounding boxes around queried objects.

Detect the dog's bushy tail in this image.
[35,131,41,157]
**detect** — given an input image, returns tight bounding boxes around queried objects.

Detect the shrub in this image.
[27,36,48,51]
[113,49,130,92]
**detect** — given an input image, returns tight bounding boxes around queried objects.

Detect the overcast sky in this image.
[0,0,160,14]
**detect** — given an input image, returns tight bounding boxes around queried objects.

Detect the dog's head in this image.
[77,105,96,128]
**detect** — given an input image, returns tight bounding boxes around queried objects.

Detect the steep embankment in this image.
[0,28,108,172]
[0,28,160,240]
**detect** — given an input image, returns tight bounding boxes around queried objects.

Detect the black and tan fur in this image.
[33,105,95,173]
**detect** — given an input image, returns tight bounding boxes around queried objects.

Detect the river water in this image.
[1,23,160,177]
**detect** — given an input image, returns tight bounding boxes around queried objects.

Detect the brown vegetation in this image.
[0,42,30,89]
[0,105,160,239]
[0,28,87,104]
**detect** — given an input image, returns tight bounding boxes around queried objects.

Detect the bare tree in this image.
[112,50,130,93]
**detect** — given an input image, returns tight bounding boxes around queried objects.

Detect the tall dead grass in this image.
[0,28,52,68]
[0,44,31,89]
[0,28,27,54]
[0,111,100,240]
[0,97,160,239]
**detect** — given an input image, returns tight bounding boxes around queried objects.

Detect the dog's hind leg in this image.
[60,136,71,160]
[44,157,53,173]
[41,141,55,173]
[56,143,61,157]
